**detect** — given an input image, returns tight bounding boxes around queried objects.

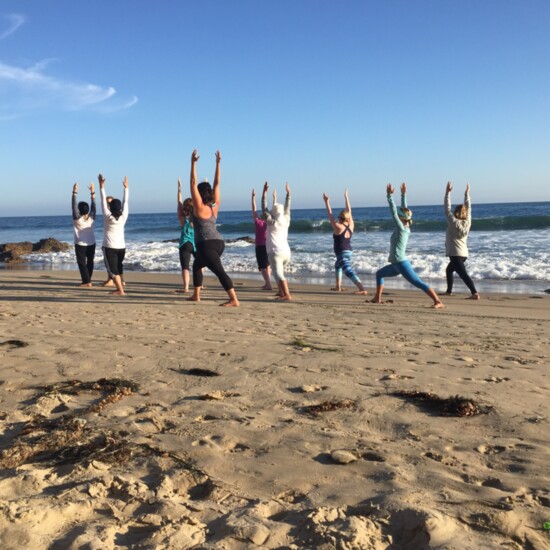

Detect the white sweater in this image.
[101,187,129,249]
[445,190,471,257]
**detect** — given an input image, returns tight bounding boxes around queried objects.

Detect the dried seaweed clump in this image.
[302,399,354,417]
[0,378,141,469]
[391,390,492,417]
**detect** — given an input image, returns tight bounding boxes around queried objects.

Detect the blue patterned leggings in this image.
[335,251,361,284]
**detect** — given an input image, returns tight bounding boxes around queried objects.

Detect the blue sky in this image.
[1,1,549,216]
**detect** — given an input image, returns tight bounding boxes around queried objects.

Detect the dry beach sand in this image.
[0,270,549,549]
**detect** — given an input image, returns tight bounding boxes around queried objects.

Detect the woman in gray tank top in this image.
[187,149,239,307]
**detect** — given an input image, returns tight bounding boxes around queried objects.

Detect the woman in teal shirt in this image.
[176,178,196,293]
[370,183,444,308]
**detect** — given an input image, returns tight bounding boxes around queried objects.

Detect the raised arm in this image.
[400,182,408,209]
[89,182,96,220]
[344,188,354,231]
[284,182,291,217]
[72,183,80,220]
[261,181,273,223]
[444,181,452,216]
[98,173,108,215]
[177,177,185,225]
[387,184,405,230]
[189,149,203,212]
[251,189,258,221]
[323,193,338,231]
[464,183,471,222]
[121,176,129,220]
[212,150,221,206]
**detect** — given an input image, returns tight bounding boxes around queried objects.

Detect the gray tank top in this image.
[192,208,222,244]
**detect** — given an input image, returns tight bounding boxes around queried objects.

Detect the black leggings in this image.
[193,240,233,291]
[75,244,95,284]
[104,247,125,277]
[446,256,477,294]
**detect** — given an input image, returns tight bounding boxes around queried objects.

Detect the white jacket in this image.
[445,190,471,257]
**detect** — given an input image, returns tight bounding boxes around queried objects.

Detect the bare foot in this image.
[276,295,292,301]
[331,287,346,292]
[467,293,480,300]
[261,285,273,291]
[110,290,125,296]
[220,300,239,307]
[175,289,188,293]
[354,290,368,295]
[102,279,115,287]
[433,302,445,308]
[187,295,200,302]
[439,291,453,296]
[80,283,93,288]
[369,297,382,304]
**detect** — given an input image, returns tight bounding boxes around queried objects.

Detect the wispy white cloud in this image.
[0,61,138,117]
[0,13,25,40]
[0,14,138,118]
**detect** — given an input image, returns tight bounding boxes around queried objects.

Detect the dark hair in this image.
[197,181,214,205]
[78,201,89,216]
[109,198,122,220]
[182,198,193,217]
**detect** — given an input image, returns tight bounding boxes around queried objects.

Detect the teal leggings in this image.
[376,260,430,293]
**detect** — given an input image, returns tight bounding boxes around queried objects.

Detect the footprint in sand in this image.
[476,444,507,455]
[379,373,414,381]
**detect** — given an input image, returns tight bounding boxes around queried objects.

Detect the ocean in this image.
[1,201,549,294]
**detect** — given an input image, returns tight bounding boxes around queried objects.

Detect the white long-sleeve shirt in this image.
[262,192,291,255]
[101,187,129,249]
[445,190,471,257]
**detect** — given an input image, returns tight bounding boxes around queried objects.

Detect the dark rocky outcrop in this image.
[0,238,70,263]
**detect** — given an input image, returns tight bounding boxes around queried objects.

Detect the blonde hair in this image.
[338,210,350,222]
[398,207,413,225]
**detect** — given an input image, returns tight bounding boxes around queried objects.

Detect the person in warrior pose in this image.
[322,189,368,294]
[370,183,443,308]
[262,181,292,301]
[72,182,96,287]
[443,182,480,299]
[99,173,129,296]
[176,177,196,293]
[188,150,239,307]
[251,188,272,290]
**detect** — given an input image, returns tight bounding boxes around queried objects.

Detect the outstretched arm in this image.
[261,181,273,222]
[72,183,79,220]
[98,173,108,215]
[122,176,129,219]
[400,182,407,209]
[387,184,404,229]
[344,188,354,230]
[89,182,96,220]
[284,182,291,216]
[177,177,184,225]
[323,193,338,231]
[189,149,204,215]
[444,181,453,218]
[212,150,221,206]
[251,189,258,221]
[464,183,471,219]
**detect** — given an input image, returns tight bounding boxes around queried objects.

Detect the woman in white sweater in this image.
[262,181,292,301]
[99,174,129,296]
[443,182,479,299]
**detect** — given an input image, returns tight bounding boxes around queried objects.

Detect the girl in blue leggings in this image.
[322,190,368,294]
[370,183,444,308]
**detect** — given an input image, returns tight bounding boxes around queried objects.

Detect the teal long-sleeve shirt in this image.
[388,193,410,263]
